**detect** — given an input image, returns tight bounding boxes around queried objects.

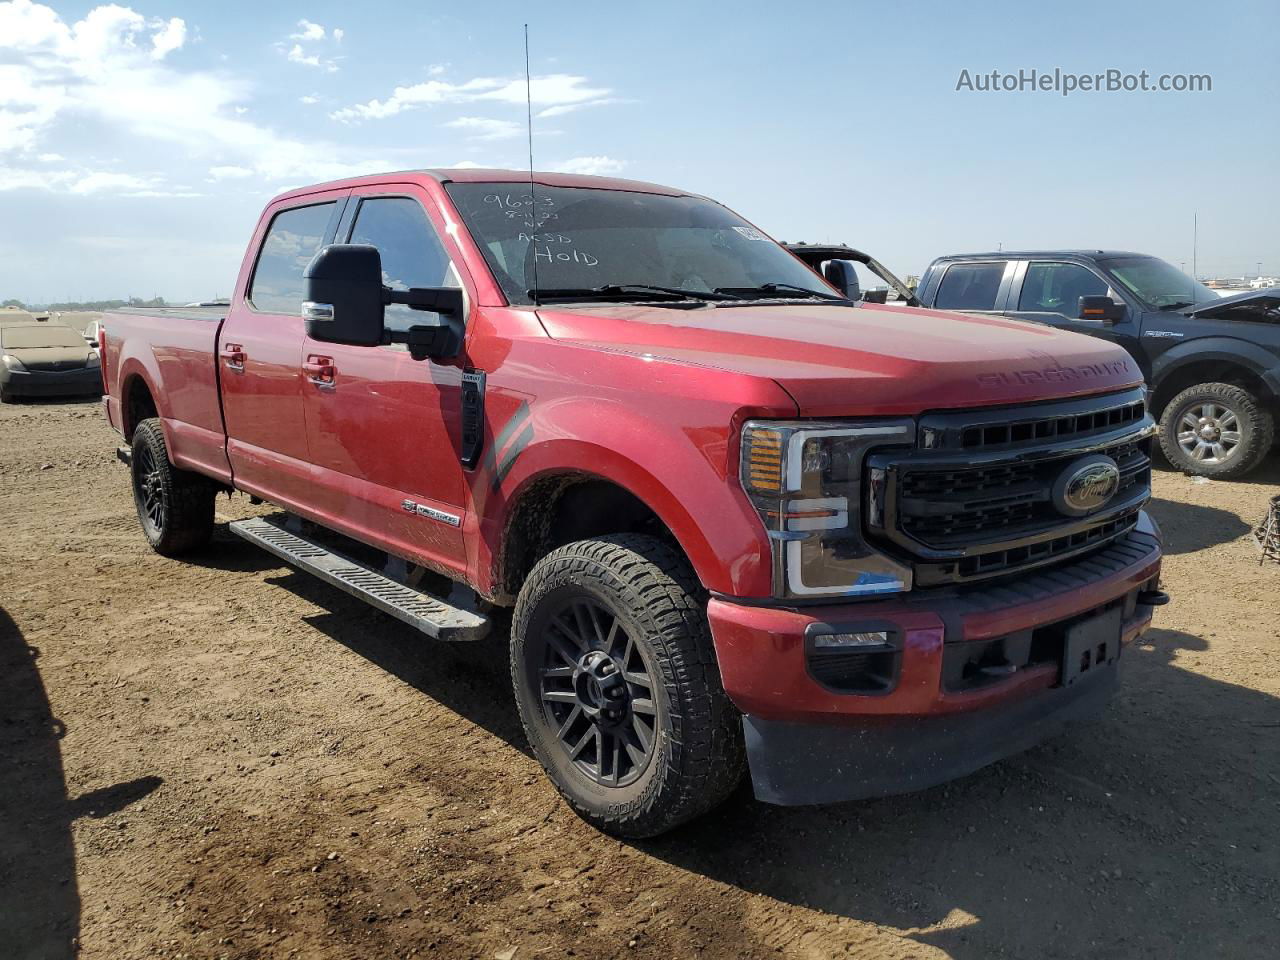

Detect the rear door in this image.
[928,260,1014,315]
[1005,260,1145,371]
[220,191,347,509]
[299,186,470,580]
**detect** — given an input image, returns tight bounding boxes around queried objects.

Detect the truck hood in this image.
[536,302,1142,416]
[3,344,91,367]
[1189,287,1280,323]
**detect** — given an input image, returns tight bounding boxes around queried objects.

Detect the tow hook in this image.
[1137,589,1170,606]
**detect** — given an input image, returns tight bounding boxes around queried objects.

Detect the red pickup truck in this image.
[102,169,1166,837]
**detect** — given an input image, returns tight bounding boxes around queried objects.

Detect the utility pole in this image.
[1192,212,1198,280]
[997,241,1002,252]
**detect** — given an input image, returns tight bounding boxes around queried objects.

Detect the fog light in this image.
[813,631,889,649]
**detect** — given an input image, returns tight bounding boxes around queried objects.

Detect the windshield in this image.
[444,183,835,305]
[1102,256,1217,308]
[0,324,87,349]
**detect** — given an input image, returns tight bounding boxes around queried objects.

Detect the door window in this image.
[348,197,459,332]
[1018,262,1109,313]
[248,202,335,314]
[934,261,1007,310]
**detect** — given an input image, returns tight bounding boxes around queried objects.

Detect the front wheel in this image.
[130,418,215,556]
[510,534,744,838]
[1158,382,1274,479]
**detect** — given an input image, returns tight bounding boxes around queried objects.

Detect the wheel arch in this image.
[119,366,161,441]
[1149,340,1279,417]
[493,465,705,605]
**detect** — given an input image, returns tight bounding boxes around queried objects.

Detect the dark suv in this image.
[917,251,1280,478]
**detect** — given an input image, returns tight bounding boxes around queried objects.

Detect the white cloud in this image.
[291,19,325,41]
[299,94,319,105]
[538,97,625,118]
[36,152,63,163]
[445,116,522,141]
[332,73,612,123]
[70,171,151,194]
[427,63,447,77]
[552,156,625,176]
[332,28,344,42]
[0,1,387,194]
[283,19,339,71]
[150,17,185,60]
[207,165,254,180]
[448,160,485,169]
[286,42,337,72]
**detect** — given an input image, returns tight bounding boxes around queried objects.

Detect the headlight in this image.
[86,350,101,367]
[1,354,25,371]
[740,419,914,598]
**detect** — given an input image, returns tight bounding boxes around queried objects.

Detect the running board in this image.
[229,517,490,641]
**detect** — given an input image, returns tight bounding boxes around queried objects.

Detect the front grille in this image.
[899,439,1149,547]
[868,387,1154,586]
[24,359,86,371]
[923,394,1146,451]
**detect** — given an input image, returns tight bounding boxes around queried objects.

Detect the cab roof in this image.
[933,250,1153,263]
[274,168,695,204]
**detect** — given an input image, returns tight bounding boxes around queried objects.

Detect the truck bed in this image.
[106,306,227,323]
[103,305,232,483]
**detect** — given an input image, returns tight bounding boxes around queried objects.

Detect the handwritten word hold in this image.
[534,246,598,266]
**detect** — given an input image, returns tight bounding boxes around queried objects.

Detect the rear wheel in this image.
[510,534,744,838]
[130,418,215,556]
[1158,382,1273,479]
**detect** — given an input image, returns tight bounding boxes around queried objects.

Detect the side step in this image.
[229,517,490,641]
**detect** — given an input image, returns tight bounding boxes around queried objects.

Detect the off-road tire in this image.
[130,417,215,556]
[510,534,745,838]
[1158,382,1274,479]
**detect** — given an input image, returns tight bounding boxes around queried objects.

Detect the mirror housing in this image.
[822,260,861,300]
[1078,295,1125,323]
[303,244,386,346]
[303,244,466,360]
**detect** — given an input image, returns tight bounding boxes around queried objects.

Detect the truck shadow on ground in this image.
[248,563,1280,959]
[1144,496,1251,554]
[264,569,532,757]
[0,606,162,960]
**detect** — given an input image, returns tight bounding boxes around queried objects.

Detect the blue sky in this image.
[1,0,1276,303]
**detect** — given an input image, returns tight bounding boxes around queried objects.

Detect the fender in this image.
[470,396,781,600]
[1149,336,1280,399]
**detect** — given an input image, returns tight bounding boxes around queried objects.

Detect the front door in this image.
[300,189,469,580]
[220,193,345,510]
[1006,260,1146,374]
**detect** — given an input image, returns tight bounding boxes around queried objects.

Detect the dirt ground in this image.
[3,398,1278,960]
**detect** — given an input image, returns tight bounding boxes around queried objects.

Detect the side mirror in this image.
[303,244,385,346]
[822,260,861,300]
[304,244,466,360]
[1078,295,1125,323]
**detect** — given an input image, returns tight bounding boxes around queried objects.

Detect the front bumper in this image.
[2,366,102,398]
[707,512,1162,806]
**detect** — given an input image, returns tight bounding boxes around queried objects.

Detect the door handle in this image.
[303,355,335,386]
[221,343,245,371]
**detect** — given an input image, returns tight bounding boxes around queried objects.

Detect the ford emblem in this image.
[1052,455,1120,517]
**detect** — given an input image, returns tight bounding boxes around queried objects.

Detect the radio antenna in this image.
[524,23,540,305]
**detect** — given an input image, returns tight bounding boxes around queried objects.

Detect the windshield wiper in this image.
[1157,301,1194,311]
[713,283,848,302]
[529,284,736,305]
